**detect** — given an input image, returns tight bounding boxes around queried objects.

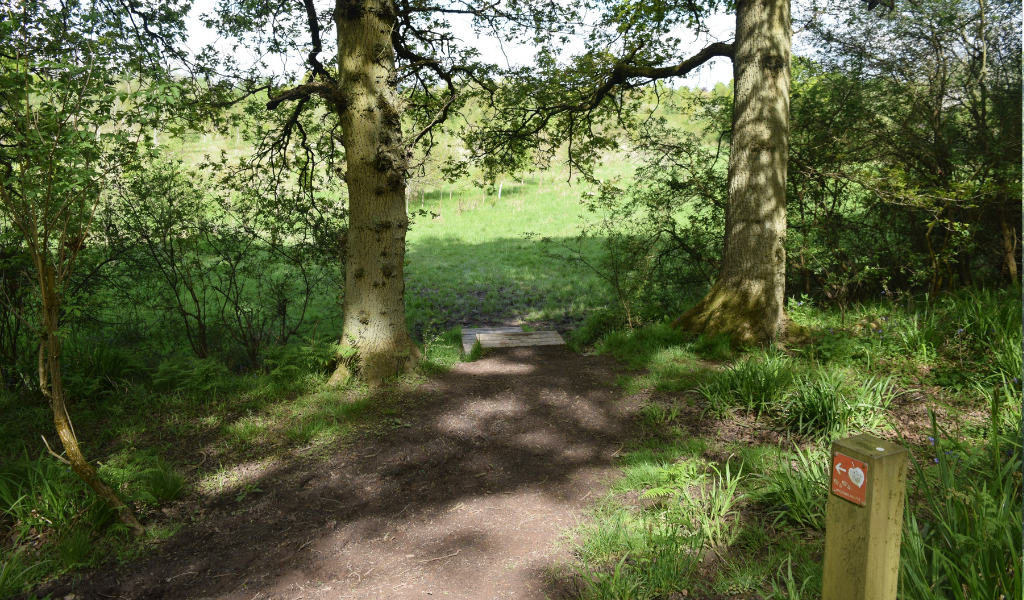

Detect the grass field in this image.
[405,162,636,339]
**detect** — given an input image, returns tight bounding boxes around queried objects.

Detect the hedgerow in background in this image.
[559,0,1020,346]
[545,107,729,336]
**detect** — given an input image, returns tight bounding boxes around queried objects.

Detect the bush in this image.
[419,326,464,373]
[570,307,629,348]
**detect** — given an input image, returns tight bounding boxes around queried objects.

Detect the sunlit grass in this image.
[564,286,1021,599]
[404,164,636,335]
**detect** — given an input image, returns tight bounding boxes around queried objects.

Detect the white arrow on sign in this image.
[835,462,847,474]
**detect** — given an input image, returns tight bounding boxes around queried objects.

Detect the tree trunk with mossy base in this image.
[673,0,791,346]
[327,0,421,386]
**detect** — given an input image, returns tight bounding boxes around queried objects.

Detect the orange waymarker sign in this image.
[831,452,868,506]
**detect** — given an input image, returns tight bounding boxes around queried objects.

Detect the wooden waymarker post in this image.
[821,433,908,600]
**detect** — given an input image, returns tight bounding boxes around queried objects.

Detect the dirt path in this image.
[46,346,639,600]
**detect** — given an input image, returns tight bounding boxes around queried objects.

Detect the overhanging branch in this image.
[619,42,734,81]
[266,81,337,111]
[581,42,734,112]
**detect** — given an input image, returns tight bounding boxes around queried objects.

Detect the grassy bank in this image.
[560,287,1022,599]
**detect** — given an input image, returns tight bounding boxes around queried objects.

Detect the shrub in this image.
[569,307,628,348]
[420,326,464,373]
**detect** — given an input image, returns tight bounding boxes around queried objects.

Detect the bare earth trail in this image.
[50,346,642,600]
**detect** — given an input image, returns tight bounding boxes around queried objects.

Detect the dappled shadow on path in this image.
[40,346,639,600]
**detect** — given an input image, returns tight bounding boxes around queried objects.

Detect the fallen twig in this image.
[416,549,461,563]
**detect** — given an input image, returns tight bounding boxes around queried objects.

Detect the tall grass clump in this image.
[152,356,234,397]
[761,445,829,531]
[783,368,848,438]
[140,459,186,503]
[0,452,90,543]
[570,455,750,599]
[692,332,733,361]
[570,507,702,600]
[699,351,794,417]
[783,372,896,439]
[570,500,704,598]
[899,386,1022,599]
[597,323,686,369]
[908,286,1022,379]
[648,462,745,549]
[0,549,48,598]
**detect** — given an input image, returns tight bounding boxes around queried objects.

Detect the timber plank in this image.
[475,331,565,349]
[461,326,524,353]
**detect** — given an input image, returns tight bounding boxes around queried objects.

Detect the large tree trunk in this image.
[329,0,420,386]
[673,0,791,346]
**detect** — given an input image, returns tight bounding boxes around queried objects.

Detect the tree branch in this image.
[300,0,334,82]
[581,42,734,113]
[265,81,338,110]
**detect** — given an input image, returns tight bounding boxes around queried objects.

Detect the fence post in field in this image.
[821,433,908,600]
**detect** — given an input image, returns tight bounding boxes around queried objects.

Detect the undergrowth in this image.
[0,328,474,596]
[566,286,1022,598]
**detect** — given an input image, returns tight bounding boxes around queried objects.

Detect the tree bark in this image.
[328,0,420,386]
[673,0,791,346]
[999,201,1018,285]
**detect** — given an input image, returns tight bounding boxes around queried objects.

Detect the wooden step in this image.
[475,331,565,349]
[461,326,523,353]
